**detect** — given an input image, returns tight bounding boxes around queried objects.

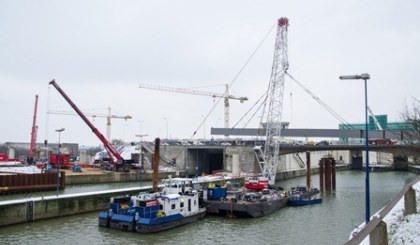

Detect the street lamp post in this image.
[339,73,370,224]
[164,117,168,139]
[55,128,65,197]
[136,121,147,187]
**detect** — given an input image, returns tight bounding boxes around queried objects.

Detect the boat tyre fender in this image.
[157,211,165,218]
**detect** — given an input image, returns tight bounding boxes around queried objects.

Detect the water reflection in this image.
[0,170,417,245]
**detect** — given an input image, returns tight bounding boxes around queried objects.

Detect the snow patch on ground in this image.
[385,183,420,244]
[350,182,420,244]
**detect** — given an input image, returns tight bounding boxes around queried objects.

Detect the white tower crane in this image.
[48,107,132,141]
[138,83,248,128]
[254,17,289,185]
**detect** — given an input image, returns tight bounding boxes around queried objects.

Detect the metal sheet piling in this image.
[152,138,160,192]
[319,156,336,191]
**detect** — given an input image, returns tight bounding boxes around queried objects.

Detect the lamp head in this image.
[339,73,370,80]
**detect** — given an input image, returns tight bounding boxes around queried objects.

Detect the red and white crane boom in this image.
[28,94,39,163]
[48,80,125,168]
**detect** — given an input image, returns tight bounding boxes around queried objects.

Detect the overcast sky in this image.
[1,0,419,147]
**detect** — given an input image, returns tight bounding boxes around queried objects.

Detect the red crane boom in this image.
[48,80,124,167]
[28,95,38,163]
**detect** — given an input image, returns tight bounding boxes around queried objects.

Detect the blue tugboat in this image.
[287,186,322,206]
[98,177,206,233]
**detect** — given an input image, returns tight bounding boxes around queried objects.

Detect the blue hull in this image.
[136,210,206,233]
[288,198,322,206]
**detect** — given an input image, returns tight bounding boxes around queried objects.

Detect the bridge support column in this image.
[319,156,336,191]
[394,154,408,171]
[351,150,363,170]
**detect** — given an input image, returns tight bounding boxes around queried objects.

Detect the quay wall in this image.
[0,176,242,227]
[65,164,352,186]
[276,164,350,180]
[65,171,182,185]
[0,187,146,227]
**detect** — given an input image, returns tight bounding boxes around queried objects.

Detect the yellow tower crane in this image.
[47,107,132,140]
[138,83,248,128]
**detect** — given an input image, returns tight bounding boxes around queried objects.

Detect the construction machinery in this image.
[254,17,289,185]
[27,95,39,164]
[47,108,132,141]
[48,80,130,171]
[139,83,247,128]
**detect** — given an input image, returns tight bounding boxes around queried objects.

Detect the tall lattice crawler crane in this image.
[254,17,289,185]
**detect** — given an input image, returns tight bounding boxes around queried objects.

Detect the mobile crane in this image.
[49,80,130,171]
[27,95,38,164]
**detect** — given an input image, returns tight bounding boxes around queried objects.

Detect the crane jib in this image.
[48,80,124,164]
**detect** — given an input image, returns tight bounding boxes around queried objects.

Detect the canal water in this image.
[0,170,417,245]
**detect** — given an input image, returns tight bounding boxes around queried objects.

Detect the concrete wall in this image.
[0,188,144,227]
[65,171,181,185]
[158,145,353,177]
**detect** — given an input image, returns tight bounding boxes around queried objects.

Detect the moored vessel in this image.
[98,176,206,233]
[287,186,322,206]
[203,176,288,218]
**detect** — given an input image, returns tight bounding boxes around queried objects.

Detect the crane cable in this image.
[232,85,269,128]
[285,72,354,129]
[232,72,356,130]
[189,20,277,138]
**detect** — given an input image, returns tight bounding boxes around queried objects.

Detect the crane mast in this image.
[257,17,289,185]
[48,80,125,168]
[28,95,39,163]
[139,83,247,128]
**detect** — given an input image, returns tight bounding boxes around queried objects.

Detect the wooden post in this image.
[152,138,160,192]
[306,151,311,190]
[332,158,336,191]
[325,158,331,191]
[319,158,324,191]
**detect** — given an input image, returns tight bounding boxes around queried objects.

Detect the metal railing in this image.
[345,175,420,245]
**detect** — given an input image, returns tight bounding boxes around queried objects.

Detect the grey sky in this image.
[1,0,419,147]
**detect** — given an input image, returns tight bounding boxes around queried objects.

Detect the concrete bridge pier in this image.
[394,154,409,170]
[350,150,363,170]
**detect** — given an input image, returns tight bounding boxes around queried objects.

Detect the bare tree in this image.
[399,97,420,162]
[400,97,420,142]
